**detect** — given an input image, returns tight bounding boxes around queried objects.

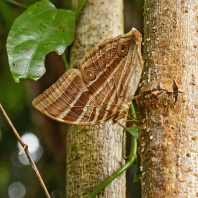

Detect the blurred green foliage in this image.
[0,1,71,198]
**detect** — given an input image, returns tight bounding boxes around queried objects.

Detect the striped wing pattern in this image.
[32,28,143,125]
[32,69,114,125]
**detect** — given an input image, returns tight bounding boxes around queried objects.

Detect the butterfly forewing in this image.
[81,42,117,109]
[32,28,143,125]
[81,30,141,111]
[81,36,126,110]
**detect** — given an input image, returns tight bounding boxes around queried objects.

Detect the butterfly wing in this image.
[80,38,119,112]
[33,29,143,125]
[80,28,143,113]
[32,69,115,125]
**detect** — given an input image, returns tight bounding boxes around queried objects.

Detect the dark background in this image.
[0,0,143,197]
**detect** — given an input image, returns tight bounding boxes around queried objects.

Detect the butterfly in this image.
[32,28,143,125]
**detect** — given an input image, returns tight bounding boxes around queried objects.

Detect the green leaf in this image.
[6,0,75,82]
[118,123,139,139]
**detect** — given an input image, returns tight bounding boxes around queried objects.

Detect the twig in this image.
[0,103,50,198]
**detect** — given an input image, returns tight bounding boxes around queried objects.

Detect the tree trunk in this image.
[66,0,126,197]
[137,0,198,197]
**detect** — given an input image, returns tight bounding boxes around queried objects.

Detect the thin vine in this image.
[87,102,139,198]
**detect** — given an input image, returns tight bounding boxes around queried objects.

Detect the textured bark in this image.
[66,1,125,198]
[137,0,198,197]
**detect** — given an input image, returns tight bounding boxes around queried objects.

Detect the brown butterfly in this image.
[32,28,143,125]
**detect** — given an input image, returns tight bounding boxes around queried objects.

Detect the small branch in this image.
[18,144,27,155]
[0,104,50,198]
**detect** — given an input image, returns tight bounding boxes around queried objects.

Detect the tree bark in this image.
[66,0,125,197]
[137,0,198,197]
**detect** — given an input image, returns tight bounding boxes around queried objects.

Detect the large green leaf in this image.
[6,0,75,82]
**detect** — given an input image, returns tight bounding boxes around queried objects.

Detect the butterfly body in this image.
[32,28,143,125]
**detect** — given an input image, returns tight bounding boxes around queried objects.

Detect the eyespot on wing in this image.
[117,43,129,57]
[85,69,96,81]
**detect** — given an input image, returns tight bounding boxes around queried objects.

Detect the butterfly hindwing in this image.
[32,69,114,125]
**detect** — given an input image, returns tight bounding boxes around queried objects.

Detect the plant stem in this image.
[130,102,137,119]
[74,0,87,19]
[7,0,27,8]
[87,102,138,198]
[87,136,137,198]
